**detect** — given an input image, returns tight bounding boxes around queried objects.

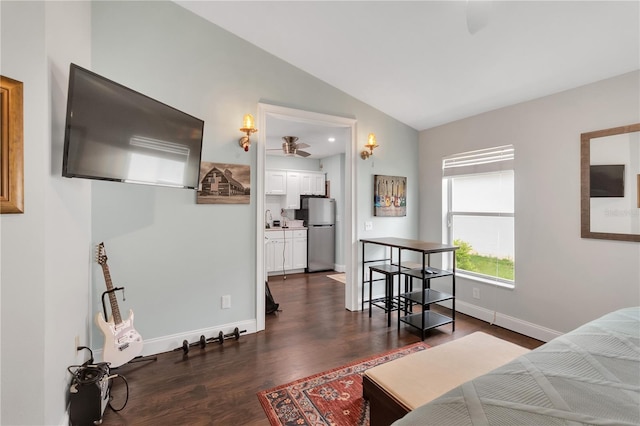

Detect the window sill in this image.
[455,271,515,290]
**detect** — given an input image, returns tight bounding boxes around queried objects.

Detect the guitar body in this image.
[95,242,144,367]
[96,308,143,368]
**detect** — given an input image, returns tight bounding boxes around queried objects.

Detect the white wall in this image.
[0,1,92,424]
[267,156,321,171]
[90,1,419,354]
[419,71,640,340]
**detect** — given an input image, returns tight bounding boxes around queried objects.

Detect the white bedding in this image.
[394,307,640,425]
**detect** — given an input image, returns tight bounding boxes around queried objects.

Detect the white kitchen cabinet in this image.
[285,172,301,209]
[312,173,326,195]
[266,228,307,275]
[265,232,291,274]
[300,172,325,196]
[300,173,313,195]
[292,230,308,270]
[266,169,324,201]
[265,170,286,195]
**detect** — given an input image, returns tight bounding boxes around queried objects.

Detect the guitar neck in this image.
[100,263,123,325]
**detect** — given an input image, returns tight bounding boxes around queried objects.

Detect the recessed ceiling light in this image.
[328,137,336,142]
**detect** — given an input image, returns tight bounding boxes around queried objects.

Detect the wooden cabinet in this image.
[266,170,286,194]
[266,229,307,275]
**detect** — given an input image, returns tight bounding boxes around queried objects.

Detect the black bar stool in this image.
[368,264,404,326]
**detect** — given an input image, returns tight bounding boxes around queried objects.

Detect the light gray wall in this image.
[322,154,346,269]
[0,1,417,423]
[1,1,92,425]
[90,1,419,351]
[419,71,640,340]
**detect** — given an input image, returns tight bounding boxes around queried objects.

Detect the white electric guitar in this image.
[95,242,143,368]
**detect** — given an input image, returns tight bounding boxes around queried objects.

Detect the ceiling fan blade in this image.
[297,150,311,157]
[296,143,310,149]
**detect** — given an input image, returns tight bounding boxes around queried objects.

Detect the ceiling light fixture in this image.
[239,114,258,152]
[361,133,378,160]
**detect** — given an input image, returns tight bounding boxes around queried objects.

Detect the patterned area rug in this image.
[257,342,429,426]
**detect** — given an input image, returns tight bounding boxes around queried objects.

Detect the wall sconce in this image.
[360,133,378,160]
[239,114,258,152]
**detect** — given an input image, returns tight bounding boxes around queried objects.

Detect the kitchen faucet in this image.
[265,209,272,228]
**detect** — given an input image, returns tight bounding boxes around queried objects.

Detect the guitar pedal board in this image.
[69,363,110,426]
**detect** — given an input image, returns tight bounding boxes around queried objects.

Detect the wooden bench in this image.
[362,332,530,426]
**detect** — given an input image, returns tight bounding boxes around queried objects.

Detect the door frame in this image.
[255,103,358,331]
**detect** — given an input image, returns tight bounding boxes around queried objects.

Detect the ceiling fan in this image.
[268,136,311,157]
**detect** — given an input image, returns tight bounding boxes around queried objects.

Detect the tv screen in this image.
[62,64,204,189]
[590,164,625,197]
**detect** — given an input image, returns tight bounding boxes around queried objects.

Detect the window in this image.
[443,146,515,286]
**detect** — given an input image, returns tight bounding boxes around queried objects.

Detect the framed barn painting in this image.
[197,162,250,204]
[374,175,406,217]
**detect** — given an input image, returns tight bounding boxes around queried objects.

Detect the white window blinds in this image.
[443,145,514,177]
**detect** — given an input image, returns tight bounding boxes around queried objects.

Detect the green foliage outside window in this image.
[454,239,514,281]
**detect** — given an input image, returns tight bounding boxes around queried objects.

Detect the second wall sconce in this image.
[239,114,258,152]
[361,133,378,160]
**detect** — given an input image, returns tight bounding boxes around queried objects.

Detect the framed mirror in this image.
[581,123,640,242]
[1,75,24,214]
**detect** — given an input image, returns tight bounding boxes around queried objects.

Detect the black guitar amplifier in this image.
[69,363,110,426]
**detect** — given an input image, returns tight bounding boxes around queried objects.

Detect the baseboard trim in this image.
[268,268,305,276]
[455,301,561,342]
[94,319,257,361]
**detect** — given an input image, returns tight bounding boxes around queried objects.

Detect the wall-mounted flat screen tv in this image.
[62,63,204,189]
[590,164,625,197]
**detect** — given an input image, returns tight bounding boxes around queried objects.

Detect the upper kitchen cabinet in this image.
[266,169,325,198]
[266,170,287,194]
[286,171,301,209]
[300,172,326,196]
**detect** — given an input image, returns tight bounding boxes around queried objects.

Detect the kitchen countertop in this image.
[265,226,307,231]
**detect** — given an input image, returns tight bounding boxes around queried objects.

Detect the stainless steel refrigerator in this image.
[304,197,336,272]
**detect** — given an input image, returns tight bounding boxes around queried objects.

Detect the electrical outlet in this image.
[222,295,231,309]
[365,221,373,231]
[473,288,480,299]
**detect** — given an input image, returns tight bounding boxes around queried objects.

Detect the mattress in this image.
[393,307,640,425]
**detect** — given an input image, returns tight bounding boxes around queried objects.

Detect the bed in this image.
[393,306,640,425]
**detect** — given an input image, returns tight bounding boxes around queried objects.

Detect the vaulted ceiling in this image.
[177,1,639,131]
[175,1,639,158]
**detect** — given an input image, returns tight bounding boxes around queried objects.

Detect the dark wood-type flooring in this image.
[101,272,543,425]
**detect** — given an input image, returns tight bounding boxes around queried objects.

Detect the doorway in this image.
[255,104,358,331]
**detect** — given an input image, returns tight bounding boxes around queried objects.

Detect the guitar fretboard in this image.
[100,263,123,325]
